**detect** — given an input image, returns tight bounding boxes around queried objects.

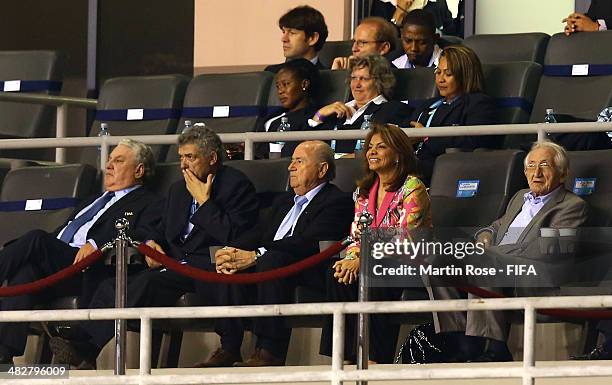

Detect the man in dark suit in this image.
[427,141,588,362]
[0,139,163,364]
[195,141,354,367]
[264,5,329,73]
[50,126,259,369]
[564,0,612,35]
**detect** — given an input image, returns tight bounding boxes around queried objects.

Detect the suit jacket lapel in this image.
[517,188,566,244]
[496,190,526,245]
[430,98,461,127]
[291,184,329,234]
[87,188,145,233]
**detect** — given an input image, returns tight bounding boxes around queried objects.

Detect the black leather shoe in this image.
[470,350,513,362]
[49,337,97,370]
[571,346,612,360]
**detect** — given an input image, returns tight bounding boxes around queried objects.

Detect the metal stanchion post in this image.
[113,218,130,375]
[356,210,373,385]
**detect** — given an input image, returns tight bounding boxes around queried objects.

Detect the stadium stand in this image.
[0,50,63,160]
[0,164,98,246]
[317,41,352,70]
[165,72,273,162]
[529,31,612,123]
[83,75,189,165]
[464,32,550,65]
[316,69,352,105]
[428,150,527,239]
[483,62,542,126]
[392,67,437,107]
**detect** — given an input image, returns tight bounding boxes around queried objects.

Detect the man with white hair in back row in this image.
[428,141,589,362]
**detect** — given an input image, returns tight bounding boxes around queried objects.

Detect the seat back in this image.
[179,71,273,134]
[392,67,437,108]
[318,41,353,69]
[84,75,189,165]
[530,31,612,123]
[483,62,542,125]
[149,162,182,197]
[333,157,366,193]
[0,50,63,139]
[226,159,290,208]
[0,50,63,160]
[565,150,612,226]
[429,150,527,232]
[316,70,351,106]
[0,164,98,246]
[464,33,550,64]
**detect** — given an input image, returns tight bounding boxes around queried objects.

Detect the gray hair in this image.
[309,140,336,181]
[349,54,396,99]
[178,125,224,165]
[525,141,569,175]
[117,138,155,183]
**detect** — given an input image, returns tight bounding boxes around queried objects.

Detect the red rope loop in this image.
[137,241,347,284]
[0,249,104,297]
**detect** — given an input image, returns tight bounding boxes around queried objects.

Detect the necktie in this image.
[59,192,115,244]
[183,200,199,239]
[274,195,308,240]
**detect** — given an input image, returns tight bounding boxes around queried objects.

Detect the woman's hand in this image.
[314,102,355,122]
[407,121,425,144]
[409,121,424,128]
[333,257,360,285]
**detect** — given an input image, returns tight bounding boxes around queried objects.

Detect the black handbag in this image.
[395,322,449,364]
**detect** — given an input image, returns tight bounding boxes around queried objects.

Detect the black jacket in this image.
[319,99,414,153]
[587,0,612,27]
[265,59,328,73]
[53,186,163,247]
[254,103,321,159]
[153,165,259,267]
[230,183,354,264]
[410,92,500,184]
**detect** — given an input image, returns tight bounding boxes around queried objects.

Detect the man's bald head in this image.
[288,141,336,196]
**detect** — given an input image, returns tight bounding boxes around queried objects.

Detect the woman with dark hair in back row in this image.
[254,58,321,159]
[409,45,500,185]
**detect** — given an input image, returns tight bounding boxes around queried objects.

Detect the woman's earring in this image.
[395,159,399,164]
[302,86,307,91]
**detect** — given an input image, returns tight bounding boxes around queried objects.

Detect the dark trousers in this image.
[214,250,326,359]
[84,267,196,350]
[319,265,402,364]
[0,230,79,356]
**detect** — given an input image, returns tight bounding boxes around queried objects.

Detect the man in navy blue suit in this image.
[49,126,259,369]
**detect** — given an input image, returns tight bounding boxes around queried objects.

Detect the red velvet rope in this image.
[139,242,612,319]
[137,241,346,284]
[0,249,104,297]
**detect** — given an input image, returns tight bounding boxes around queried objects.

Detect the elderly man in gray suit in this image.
[428,141,588,362]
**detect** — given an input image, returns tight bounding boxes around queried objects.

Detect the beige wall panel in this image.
[476,0,574,35]
[195,0,351,71]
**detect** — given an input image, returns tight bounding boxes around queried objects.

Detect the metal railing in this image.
[1,296,612,385]
[0,92,96,164]
[0,121,609,169]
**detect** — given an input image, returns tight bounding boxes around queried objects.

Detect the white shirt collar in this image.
[344,95,387,125]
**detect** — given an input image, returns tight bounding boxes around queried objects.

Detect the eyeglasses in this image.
[350,76,374,82]
[525,161,553,171]
[351,39,382,48]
